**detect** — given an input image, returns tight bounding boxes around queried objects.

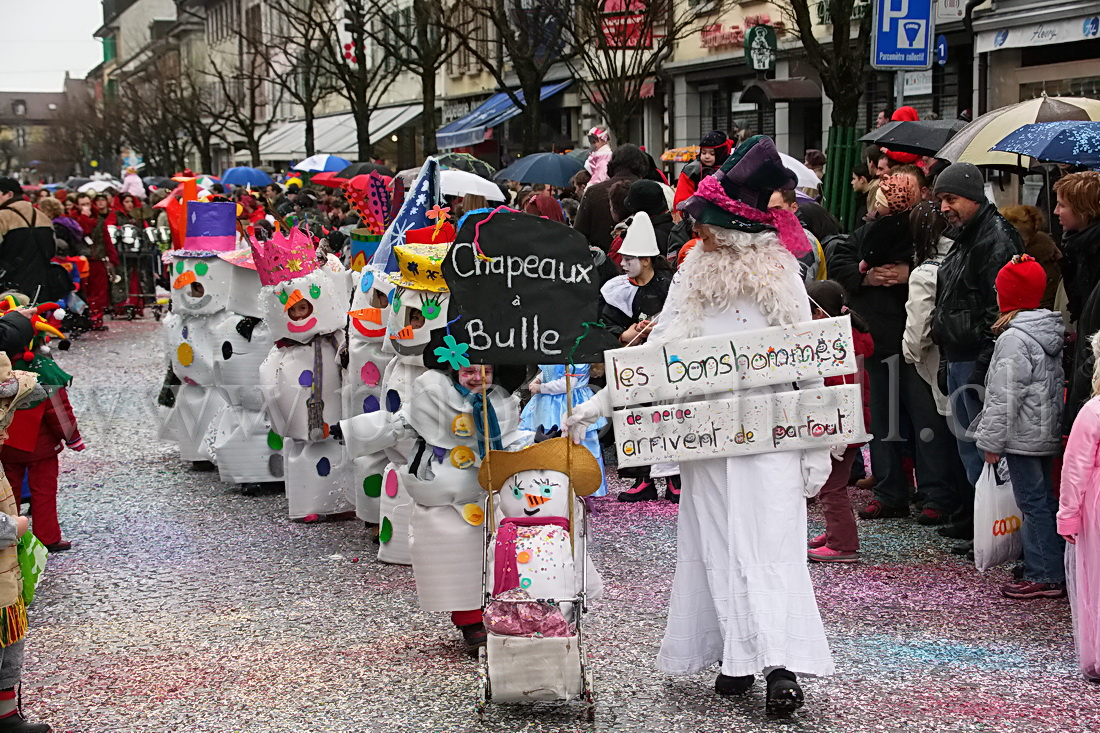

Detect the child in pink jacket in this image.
[1059,332,1100,682]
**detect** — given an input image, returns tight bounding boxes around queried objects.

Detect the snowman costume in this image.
[160,202,237,464]
[252,227,352,520]
[211,249,282,486]
[567,137,835,706]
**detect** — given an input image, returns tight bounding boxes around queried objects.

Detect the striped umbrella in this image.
[936,95,1100,168]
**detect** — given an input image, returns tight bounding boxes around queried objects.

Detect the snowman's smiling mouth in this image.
[524,508,540,516]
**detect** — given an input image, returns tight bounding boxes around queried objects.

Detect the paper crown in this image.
[182,201,238,254]
[389,242,450,293]
[249,227,320,287]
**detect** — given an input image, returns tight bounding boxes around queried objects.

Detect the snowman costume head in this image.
[250,226,351,343]
[169,201,239,316]
[348,267,395,343]
[480,437,603,519]
[386,223,455,357]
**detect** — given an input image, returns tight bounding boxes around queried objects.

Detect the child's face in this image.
[699,148,716,167]
[458,365,493,392]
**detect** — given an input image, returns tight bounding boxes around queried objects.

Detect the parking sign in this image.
[872,0,936,70]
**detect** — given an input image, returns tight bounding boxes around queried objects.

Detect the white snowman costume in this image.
[211,251,282,485]
[252,229,352,520]
[480,437,603,621]
[341,234,455,565]
[160,202,239,464]
[341,266,395,523]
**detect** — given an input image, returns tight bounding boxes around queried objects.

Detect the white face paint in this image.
[622,256,643,278]
[497,469,571,519]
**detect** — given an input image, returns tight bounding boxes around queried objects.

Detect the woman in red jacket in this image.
[71,193,116,330]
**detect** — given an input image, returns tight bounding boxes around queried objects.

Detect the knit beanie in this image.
[624,179,668,216]
[933,162,987,203]
[996,254,1047,313]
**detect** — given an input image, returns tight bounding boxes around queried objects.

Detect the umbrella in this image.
[221,166,274,187]
[309,171,346,188]
[435,152,495,178]
[336,161,395,179]
[396,167,423,187]
[77,180,118,194]
[564,148,591,164]
[779,153,821,188]
[65,177,91,190]
[493,153,583,187]
[661,146,699,162]
[988,121,1100,168]
[143,176,176,190]
[936,95,1100,168]
[292,154,352,173]
[439,170,505,201]
[859,119,967,157]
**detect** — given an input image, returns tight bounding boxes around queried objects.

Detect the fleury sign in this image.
[607,317,870,467]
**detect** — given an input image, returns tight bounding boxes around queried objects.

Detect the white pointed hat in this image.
[617,211,659,258]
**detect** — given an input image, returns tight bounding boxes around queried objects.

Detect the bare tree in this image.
[445,0,572,155]
[202,48,286,166]
[566,0,733,144]
[176,71,226,174]
[50,94,125,177]
[242,0,339,158]
[117,65,194,174]
[780,0,873,128]
[356,0,464,156]
[319,0,401,160]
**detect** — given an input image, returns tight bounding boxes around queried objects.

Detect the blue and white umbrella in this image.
[291,154,352,173]
[990,121,1100,168]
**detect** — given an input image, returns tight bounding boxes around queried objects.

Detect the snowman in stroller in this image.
[476,436,603,720]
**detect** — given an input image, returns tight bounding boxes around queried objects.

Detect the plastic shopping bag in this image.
[973,462,1022,571]
[17,532,48,605]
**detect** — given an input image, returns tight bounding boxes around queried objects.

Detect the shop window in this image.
[1020,76,1100,101]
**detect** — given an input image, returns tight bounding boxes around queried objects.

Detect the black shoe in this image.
[937,521,974,540]
[665,475,681,503]
[191,460,217,472]
[715,673,754,695]
[0,711,52,732]
[1012,564,1025,580]
[460,622,487,654]
[950,540,974,556]
[765,669,804,715]
[617,478,658,502]
[44,541,71,553]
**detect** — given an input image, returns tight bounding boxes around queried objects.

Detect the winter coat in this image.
[1060,222,1100,323]
[1059,395,1100,537]
[0,387,82,462]
[827,217,912,359]
[824,327,874,443]
[573,174,638,252]
[1023,229,1062,311]
[0,199,59,299]
[931,203,1024,383]
[585,145,612,185]
[1066,278,1100,434]
[903,235,953,415]
[972,309,1065,457]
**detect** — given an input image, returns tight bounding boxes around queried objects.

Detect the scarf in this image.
[454,382,502,459]
[493,516,571,595]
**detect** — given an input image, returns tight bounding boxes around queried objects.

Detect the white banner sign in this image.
[604,316,856,408]
[613,384,870,468]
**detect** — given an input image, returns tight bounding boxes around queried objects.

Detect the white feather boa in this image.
[652,227,807,343]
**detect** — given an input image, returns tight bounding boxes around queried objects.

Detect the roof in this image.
[0,92,67,125]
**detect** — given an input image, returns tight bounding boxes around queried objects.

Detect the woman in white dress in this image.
[568,136,834,715]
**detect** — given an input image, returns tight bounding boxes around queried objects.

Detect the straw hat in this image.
[478,436,603,497]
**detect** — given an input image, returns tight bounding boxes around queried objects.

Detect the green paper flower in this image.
[433,334,471,370]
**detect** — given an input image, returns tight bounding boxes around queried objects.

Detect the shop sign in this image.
[745,25,777,71]
[936,0,965,22]
[443,99,477,124]
[977,15,1100,53]
[700,23,743,50]
[903,69,933,96]
[818,0,871,25]
[601,0,652,50]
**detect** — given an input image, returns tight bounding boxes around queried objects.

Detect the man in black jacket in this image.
[932,163,1024,539]
[573,144,650,252]
[828,184,967,525]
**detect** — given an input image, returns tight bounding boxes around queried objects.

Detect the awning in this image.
[436,80,573,150]
[237,103,423,162]
[738,78,821,105]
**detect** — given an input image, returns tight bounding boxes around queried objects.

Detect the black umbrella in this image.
[493,153,583,187]
[65,177,91,190]
[143,176,176,190]
[435,152,496,178]
[336,161,396,179]
[859,119,967,157]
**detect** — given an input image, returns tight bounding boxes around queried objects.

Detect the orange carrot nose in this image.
[347,307,382,324]
[390,325,415,340]
[525,494,550,508]
[172,270,196,290]
[283,289,304,312]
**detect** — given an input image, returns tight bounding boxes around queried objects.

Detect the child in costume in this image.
[1060,332,1100,682]
[1,311,83,553]
[160,202,237,469]
[0,353,53,733]
[522,365,606,497]
[210,248,281,490]
[252,227,351,521]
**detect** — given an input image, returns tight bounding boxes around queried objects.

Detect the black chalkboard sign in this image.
[442,209,619,365]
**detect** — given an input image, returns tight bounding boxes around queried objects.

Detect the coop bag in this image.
[973,462,1023,571]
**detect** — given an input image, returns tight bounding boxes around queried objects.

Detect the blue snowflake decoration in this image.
[433,334,472,370]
